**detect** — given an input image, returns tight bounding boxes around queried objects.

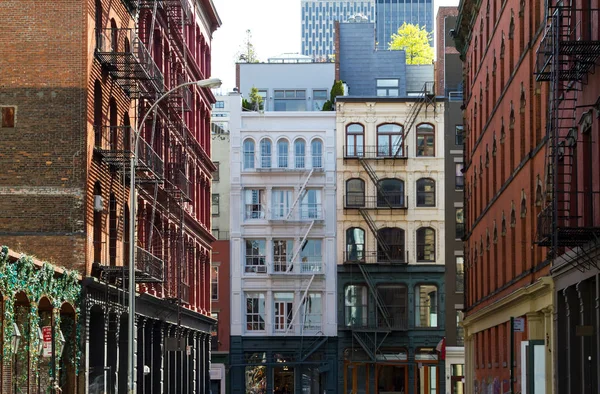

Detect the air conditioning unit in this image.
[94,195,104,212]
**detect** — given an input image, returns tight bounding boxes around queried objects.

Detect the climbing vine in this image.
[0,246,82,388]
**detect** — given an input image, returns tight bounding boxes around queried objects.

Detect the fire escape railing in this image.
[534,5,600,271]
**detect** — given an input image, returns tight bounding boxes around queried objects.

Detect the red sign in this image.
[42,326,52,357]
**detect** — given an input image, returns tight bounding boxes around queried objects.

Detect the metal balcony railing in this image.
[136,138,164,179]
[244,257,267,273]
[345,195,408,209]
[94,126,132,165]
[343,145,407,159]
[344,250,407,264]
[299,203,323,220]
[270,256,323,274]
[166,163,190,198]
[135,246,164,283]
[95,28,164,95]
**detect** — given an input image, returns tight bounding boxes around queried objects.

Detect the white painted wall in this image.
[230,111,337,337]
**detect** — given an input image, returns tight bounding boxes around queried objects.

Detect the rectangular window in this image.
[313,89,327,110]
[211,312,219,350]
[273,239,293,272]
[212,194,220,216]
[211,265,219,300]
[302,293,322,331]
[345,285,368,327]
[1,107,15,128]
[299,239,322,273]
[212,162,220,182]
[300,189,322,219]
[271,189,292,219]
[377,79,399,97]
[274,292,294,332]
[245,240,266,273]
[455,125,464,145]
[455,163,464,190]
[415,285,438,327]
[246,293,266,331]
[274,89,307,111]
[456,208,465,239]
[456,256,464,293]
[213,101,225,109]
[244,189,265,219]
[456,312,464,345]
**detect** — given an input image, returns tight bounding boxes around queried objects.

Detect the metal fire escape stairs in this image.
[393,81,436,157]
[534,4,600,271]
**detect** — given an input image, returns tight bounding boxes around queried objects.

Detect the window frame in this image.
[416,227,436,262]
[455,256,464,293]
[273,89,306,111]
[455,163,464,190]
[376,79,400,97]
[211,265,219,300]
[259,138,272,168]
[376,284,408,329]
[414,284,439,328]
[346,227,366,262]
[311,139,323,168]
[377,227,406,263]
[277,139,289,168]
[377,178,405,208]
[344,284,368,327]
[274,292,294,332]
[345,123,365,157]
[294,139,306,168]
[243,139,255,169]
[212,161,220,181]
[346,178,365,207]
[456,208,465,239]
[416,123,436,157]
[212,194,220,216]
[416,178,436,207]
[244,239,267,273]
[246,292,266,331]
[455,125,464,146]
[244,189,265,219]
[376,123,404,157]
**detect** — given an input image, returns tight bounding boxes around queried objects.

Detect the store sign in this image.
[42,326,52,357]
[513,318,525,332]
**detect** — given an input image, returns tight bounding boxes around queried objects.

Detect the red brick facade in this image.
[456,0,550,391]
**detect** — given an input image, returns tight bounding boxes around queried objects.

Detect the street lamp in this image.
[127,77,222,394]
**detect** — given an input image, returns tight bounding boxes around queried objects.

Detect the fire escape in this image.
[93,0,196,313]
[535,5,600,271]
[341,82,435,361]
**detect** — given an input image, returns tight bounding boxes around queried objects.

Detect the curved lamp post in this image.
[128,77,222,394]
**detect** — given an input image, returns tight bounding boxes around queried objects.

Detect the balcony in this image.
[343,251,407,265]
[270,256,324,275]
[345,195,408,210]
[94,28,164,96]
[255,156,324,172]
[135,138,164,179]
[94,125,132,165]
[343,145,407,159]
[135,247,164,283]
[166,163,190,200]
[342,310,408,331]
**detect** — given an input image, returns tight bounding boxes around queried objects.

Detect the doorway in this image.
[274,366,294,394]
[376,365,407,394]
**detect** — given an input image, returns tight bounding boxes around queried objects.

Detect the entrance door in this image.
[274,366,294,394]
[345,363,369,394]
[210,380,221,394]
[376,364,408,393]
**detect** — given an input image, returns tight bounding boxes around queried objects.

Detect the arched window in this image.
[416,227,436,262]
[110,18,118,52]
[346,124,364,157]
[346,227,365,262]
[109,193,117,266]
[95,0,103,47]
[93,181,102,264]
[311,139,323,168]
[123,113,131,152]
[377,124,404,157]
[294,139,306,168]
[93,80,103,147]
[109,97,117,150]
[243,139,255,169]
[260,139,272,168]
[346,178,365,207]
[377,227,405,263]
[277,139,289,168]
[377,178,405,207]
[416,123,435,157]
[416,178,436,207]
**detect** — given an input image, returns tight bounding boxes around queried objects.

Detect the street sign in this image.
[513,317,525,332]
[42,326,52,357]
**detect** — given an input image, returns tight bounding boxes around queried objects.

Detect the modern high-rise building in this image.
[376,0,434,49]
[0,0,220,392]
[301,0,375,61]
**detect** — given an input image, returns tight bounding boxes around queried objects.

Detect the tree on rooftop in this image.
[242,86,263,111]
[388,23,434,65]
[236,29,259,63]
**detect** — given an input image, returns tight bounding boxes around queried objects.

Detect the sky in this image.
[210,0,460,93]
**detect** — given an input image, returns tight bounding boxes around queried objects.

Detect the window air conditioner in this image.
[94,195,104,212]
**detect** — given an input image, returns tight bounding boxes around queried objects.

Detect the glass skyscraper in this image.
[301,0,375,61]
[376,0,434,49]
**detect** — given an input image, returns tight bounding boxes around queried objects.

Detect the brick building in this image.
[0,0,220,393]
[534,2,600,393]
[455,1,553,393]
